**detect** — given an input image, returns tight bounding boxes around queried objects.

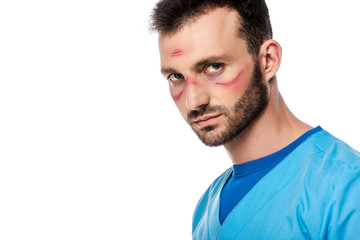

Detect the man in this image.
[150,0,360,239]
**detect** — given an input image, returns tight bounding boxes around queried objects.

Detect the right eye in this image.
[168,73,185,86]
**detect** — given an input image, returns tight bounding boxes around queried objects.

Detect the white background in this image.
[0,1,359,239]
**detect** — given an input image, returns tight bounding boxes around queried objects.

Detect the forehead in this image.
[158,8,242,61]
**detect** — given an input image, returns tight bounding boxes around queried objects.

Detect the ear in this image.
[258,40,282,82]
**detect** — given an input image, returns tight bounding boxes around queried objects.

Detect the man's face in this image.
[159,8,269,146]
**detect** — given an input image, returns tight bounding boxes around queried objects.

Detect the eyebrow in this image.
[161,67,179,76]
[161,54,234,76]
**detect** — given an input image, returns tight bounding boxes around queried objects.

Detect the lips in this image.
[193,114,222,128]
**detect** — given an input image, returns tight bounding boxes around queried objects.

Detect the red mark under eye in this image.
[170,49,184,57]
[216,70,243,86]
[171,91,184,101]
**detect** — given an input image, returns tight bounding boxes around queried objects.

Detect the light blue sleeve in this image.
[327,162,360,239]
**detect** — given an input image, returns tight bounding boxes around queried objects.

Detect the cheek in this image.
[170,90,184,102]
[215,69,250,94]
[170,91,188,118]
[215,71,243,87]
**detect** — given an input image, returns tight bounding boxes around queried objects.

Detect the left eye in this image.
[205,63,224,74]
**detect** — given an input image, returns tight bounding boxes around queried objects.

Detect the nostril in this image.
[186,102,208,111]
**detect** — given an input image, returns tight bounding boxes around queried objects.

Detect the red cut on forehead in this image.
[170,49,184,57]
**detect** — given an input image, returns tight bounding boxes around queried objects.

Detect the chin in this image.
[193,124,232,147]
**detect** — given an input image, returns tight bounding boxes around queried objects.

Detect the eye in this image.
[168,73,184,81]
[168,73,185,86]
[204,63,224,75]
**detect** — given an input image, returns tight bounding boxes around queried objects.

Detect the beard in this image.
[186,61,269,147]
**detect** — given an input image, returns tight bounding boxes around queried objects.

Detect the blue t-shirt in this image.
[219,126,322,224]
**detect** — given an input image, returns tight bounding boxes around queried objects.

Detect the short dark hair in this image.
[150,0,273,56]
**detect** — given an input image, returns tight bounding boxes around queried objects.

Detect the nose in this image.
[185,79,210,111]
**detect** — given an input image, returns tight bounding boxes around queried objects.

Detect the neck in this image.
[224,80,312,165]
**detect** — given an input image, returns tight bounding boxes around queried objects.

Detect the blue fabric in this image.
[192,129,360,239]
[219,126,322,224]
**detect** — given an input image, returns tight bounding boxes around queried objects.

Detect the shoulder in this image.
[193,167,232,210]
[301,130,360,194]
[192,168,232,231]
[308,130,360,238]
[307,131,360,215]
[307,130,360,171]
[196,167,232,201]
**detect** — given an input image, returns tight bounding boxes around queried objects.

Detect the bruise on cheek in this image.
[171,91,184,102]
[170,49,184,57]
[215,70,243,86]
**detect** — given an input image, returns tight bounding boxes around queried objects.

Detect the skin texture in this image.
[159,8,312,164]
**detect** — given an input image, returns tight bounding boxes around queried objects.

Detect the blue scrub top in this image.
[219,127,322,224]
[193,129,360,239]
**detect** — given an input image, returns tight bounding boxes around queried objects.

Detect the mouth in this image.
[193,114,222,128]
